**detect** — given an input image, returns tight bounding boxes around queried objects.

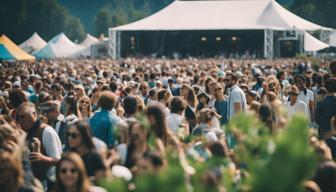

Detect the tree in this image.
[65,16,85,43]
[95,8,112,37]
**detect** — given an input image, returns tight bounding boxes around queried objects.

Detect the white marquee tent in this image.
[79,34,99,47]
[19,33,47,53]
[304,31,330,52]
[33,33,84,59]
[109,0,332,58]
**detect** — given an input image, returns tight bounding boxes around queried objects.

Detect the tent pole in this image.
[264,29,274,59]
[109,29,121,59]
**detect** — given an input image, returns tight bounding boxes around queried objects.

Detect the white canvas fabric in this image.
[33,33,84,58]
[112,0,330,31]
[304,31,329,52]
[79,34,99,47]
[20,33,47,53]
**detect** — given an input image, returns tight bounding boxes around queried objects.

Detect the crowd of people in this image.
[0,57,336,192]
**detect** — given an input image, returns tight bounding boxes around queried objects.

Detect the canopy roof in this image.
[80,34,99,47]
[0,44,15,60]
[113,0,330,31]
[304,31,329,52]
[19,33,47,53]
[0,35,35,61]
[33,33,84,59]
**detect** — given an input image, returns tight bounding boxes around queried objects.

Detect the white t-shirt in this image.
[167,113,185,134]
[228,85,247,118]
[42,125,62,181]
[284,100,309,119]
[298,89,314,106]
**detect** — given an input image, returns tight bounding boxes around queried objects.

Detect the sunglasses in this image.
[80,100,90,104]
[60,168,78,174]
[67,132,80,139]
[214,88,222,91]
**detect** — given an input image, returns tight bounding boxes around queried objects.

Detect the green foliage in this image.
[248,114,318,192]
[0,0,85,43]
[95,8,112,36]
[65,16,85,43]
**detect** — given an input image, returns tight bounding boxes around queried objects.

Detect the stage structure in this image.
[109,0,332,59]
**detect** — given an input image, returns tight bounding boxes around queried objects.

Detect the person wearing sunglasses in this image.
[68,121,107,181]
[213,83,228,125]
[78,96,92,121]
[284,86,309,119]
[53,152,106,192]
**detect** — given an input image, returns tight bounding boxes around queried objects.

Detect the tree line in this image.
[0,0,335,44]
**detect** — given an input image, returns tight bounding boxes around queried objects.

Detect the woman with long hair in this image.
[146,105,179,149]
[53,152,105,192]
[67,121,106,181]
[180,84,198,132]
[77,96,92,121]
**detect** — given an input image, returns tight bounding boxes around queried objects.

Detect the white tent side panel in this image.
[304,32,329,52]
[20,33,47,53]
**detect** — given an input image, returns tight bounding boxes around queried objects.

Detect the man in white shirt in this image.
[295,75,314,121]
[16,102,62,189]
[227,73,247,119]
[166,97,189,138]
[284,85,309,119]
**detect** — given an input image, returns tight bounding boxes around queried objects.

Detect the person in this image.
[146,105,179,148]
[74,84,86,100]
[138,82,149,102]
[78,96,92,121]
[124,122,150,169]
[180,84,197,132]
[258,104,274,133]
[90,91,119,147]
[157,89,171,116]
[53,152,106,192]
[284,86,309,119]
[196,92,210,112]
[16,102,62,189]
[227,73,247,119]
[213,83,228,125]
[313,161,336,192]
[166,97,189,138]
[58,95,79,147]
[67,121,107,180]
[325,116,336,160]
[192,108,222,142]
[294,75,315,121]
[315,78,336,139]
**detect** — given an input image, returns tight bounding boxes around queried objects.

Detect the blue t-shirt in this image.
[214,99,228,125]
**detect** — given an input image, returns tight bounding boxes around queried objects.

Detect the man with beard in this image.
[227,73,247,119]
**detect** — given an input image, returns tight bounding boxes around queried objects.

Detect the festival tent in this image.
[19,33,47,53]
[80,34,99,47]
[0,44,15,60]
[329,31,336,47]
[304,31,330,52]
[0,35,35,61]
[71,34,99,57]
[33,33,84,59]
[112,0,330,31]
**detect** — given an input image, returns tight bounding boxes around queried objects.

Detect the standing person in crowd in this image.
[284,86,309,119]
[58,95,79,147]
[157,89,171,117]
[90,91,119,147]
[146,105,179,148]
[180,84,197,132]
[74,84,86,100]
[16,102,62,189]
[192,108,222,142]
[78,96,92,121]
[123,96,138,124]
[196,92,210,112]
[166,97,189,138]
[67,121,107,180]
[50,84,63,102]
[213,83,228,125]
[294,75,315,121]
[315,78,336,139]
[325,116,336,160]
[53,152,106,192]
[138,82,149,102]
[227,73,247,119]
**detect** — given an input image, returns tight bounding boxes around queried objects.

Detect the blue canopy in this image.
[0,43,15,60]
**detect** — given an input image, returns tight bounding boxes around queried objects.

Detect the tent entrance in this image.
[119,30,264,58]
